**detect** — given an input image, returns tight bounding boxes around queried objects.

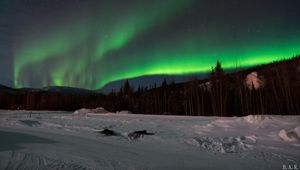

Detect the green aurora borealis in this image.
[5,0,300,89]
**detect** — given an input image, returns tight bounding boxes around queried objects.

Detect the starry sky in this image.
[0,0,300,89]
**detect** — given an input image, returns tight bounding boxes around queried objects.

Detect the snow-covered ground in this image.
[0,110,299,170]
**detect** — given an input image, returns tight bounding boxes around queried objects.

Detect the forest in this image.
[1,55,299,116]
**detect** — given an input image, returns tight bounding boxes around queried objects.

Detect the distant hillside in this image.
[0,84,17,94]
[100,74,209,93]
[1,55,299,116]
[0,86,106,111]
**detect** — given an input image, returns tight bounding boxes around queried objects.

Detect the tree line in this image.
[0,55,299,116]
[107,56,300,116]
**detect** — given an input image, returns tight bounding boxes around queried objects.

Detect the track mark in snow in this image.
[252,151,298,165]
[3,151,93,170]
[18,120,41,127]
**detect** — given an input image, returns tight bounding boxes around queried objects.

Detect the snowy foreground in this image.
[0,110,299,170]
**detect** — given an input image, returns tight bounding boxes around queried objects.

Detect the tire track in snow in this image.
[3,151,93,170]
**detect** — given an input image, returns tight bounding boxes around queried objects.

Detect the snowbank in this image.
[193,136,256,154]
[73,107,110,115]
[116,110,132,114]
[199,81,211,90]
[278,126,300,142]
[242,115,271,123]
[245,72,264,90]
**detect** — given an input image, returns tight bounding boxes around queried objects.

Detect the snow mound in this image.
[92,107,110,113]
[245,72,264,90]
[278,126,300,142]
[295,126,300,137]
[73,107,109,115]
[243,115,271,123]
[199,81,211,90]
[116,110,132,114]
[74,108,90,115]
[193,136,256,154]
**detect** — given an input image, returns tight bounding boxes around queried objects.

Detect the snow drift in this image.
[73,107,110,115]
[193,136,256,154]
[242,115,271,123]
[245,72,264,90]
[116,110,132,114]
[278,126,300,142]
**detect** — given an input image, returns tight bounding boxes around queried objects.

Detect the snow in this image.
[0,110,299,169]
[242,115,271,123]
[73,107,111,116]
[193,135,256,154]
[116,110,132,114]
[278,126,300,142]
[295,126,300,137]
[199,81,212,90]
[245,72,264,90]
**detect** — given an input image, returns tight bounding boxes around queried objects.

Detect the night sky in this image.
[0,0,300,89]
